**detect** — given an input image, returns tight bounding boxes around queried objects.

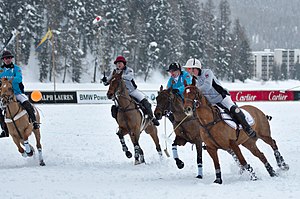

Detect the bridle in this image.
[155,90,173,116]
[109,76,136,112]
[184,85,203,112]
[0,83,15,108]
[184,85,224,148]
[0,81,24,139]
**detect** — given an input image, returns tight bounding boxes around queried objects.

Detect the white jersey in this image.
[195,69,234,110]
[107,66,145,102]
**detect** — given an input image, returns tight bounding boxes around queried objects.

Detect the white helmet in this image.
[183,58,202,69]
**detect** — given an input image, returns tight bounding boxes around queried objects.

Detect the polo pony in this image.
[106,70,162,165]
[183,78,288,184]
[0,78,45,166]
[154,85,204,178]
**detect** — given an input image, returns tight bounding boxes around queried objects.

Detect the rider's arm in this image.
[122,68,134,81]
[198,69,213,91]
[12,65,22,84]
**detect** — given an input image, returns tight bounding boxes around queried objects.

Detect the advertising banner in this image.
[26,91,77,103]
[230,90,294,102]
[76,90,111,104]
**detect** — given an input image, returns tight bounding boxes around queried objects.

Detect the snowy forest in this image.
[0,0,274,83]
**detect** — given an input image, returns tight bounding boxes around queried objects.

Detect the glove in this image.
[101,76,107,83]
[103,82,110,86]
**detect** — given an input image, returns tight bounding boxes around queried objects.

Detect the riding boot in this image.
[111,105,119,122]
[0,110,9,138]
[230,105,256,138]
[140,98,160,126]
[21,101,40,129]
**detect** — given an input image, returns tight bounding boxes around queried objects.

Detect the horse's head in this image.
[106,69,123,100]
[0,77,14,106]
[154,85,183,120]
[183,77,204,116]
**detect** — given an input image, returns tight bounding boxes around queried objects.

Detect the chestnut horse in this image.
[106,70,162,164]
[0,78,45,166]
[154,85,204,178]
[183,78,288,184]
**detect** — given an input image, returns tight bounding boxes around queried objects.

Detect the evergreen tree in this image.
[215,0,232,80]
[295,57,300,80]
[231,19,252,82]
[179,0,203,62]
[200,0,217,71]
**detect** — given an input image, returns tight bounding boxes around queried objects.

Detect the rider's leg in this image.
[130,89,159,126]
[222,95,256,138]
[0,109,9,138]
[22,100,39,129]
[230,105,256,138]
[140,98,160,126]
[111,104,118,121]
[16,94,40,129]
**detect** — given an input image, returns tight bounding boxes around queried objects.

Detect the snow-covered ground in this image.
[1,79,300,199]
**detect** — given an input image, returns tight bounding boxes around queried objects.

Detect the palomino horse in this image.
[154,85,204,178]
[0,78,45,166]
[183,78,288,184]
[106,70,162,164]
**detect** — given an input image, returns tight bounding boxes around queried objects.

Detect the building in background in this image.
[252,49,300,80]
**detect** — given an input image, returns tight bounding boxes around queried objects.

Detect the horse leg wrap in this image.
[172,145,179,159]
[134,145,140,159]
[274,150,285,167]
[197,163,203,178]
[24,140,31,153]
[244,164,258,180]
[265,162,277,177]
[214,169,222,184]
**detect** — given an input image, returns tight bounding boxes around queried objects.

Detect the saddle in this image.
[216,106,255,130]
[111,99,149,130]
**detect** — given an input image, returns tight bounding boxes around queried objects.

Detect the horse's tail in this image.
[266,115,272,121]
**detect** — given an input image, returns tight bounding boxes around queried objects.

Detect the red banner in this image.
[229,90,294,102]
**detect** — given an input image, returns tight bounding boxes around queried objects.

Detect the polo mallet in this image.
[163,116,170,157]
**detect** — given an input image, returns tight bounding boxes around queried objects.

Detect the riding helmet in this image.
[1,50,14,59]
[166,62,181,72]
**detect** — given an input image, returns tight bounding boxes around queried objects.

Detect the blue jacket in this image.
[0,63,23,94]
[167,70,192,99]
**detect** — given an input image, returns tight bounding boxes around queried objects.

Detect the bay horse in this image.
[106,70,162,164]
[0,78,45,166]
[154,85,204,178]
[183,78,288,184]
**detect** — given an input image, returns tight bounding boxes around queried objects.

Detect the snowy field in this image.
[0,100,299,199]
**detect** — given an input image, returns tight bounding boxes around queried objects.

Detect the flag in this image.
[1,29,19,53]
[35,28,53,50]
[92,16,102,24]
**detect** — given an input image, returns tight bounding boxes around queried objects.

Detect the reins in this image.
[6,104,24,139]
[2,93,24,140]
[186,87,224,149]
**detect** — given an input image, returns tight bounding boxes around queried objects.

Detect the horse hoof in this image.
[196,175,203,179]
[26,150,34,157]
[175,158,184,169]
[40,160,46,166]
[125,151,132,158]
[281,163,289,170]
[214,178,222,184]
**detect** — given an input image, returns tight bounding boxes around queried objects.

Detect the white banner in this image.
[76,90,158,104]
[76,90,112,104]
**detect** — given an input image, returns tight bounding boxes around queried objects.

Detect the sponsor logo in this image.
[235,91,257,101]
[268,91,288,101]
